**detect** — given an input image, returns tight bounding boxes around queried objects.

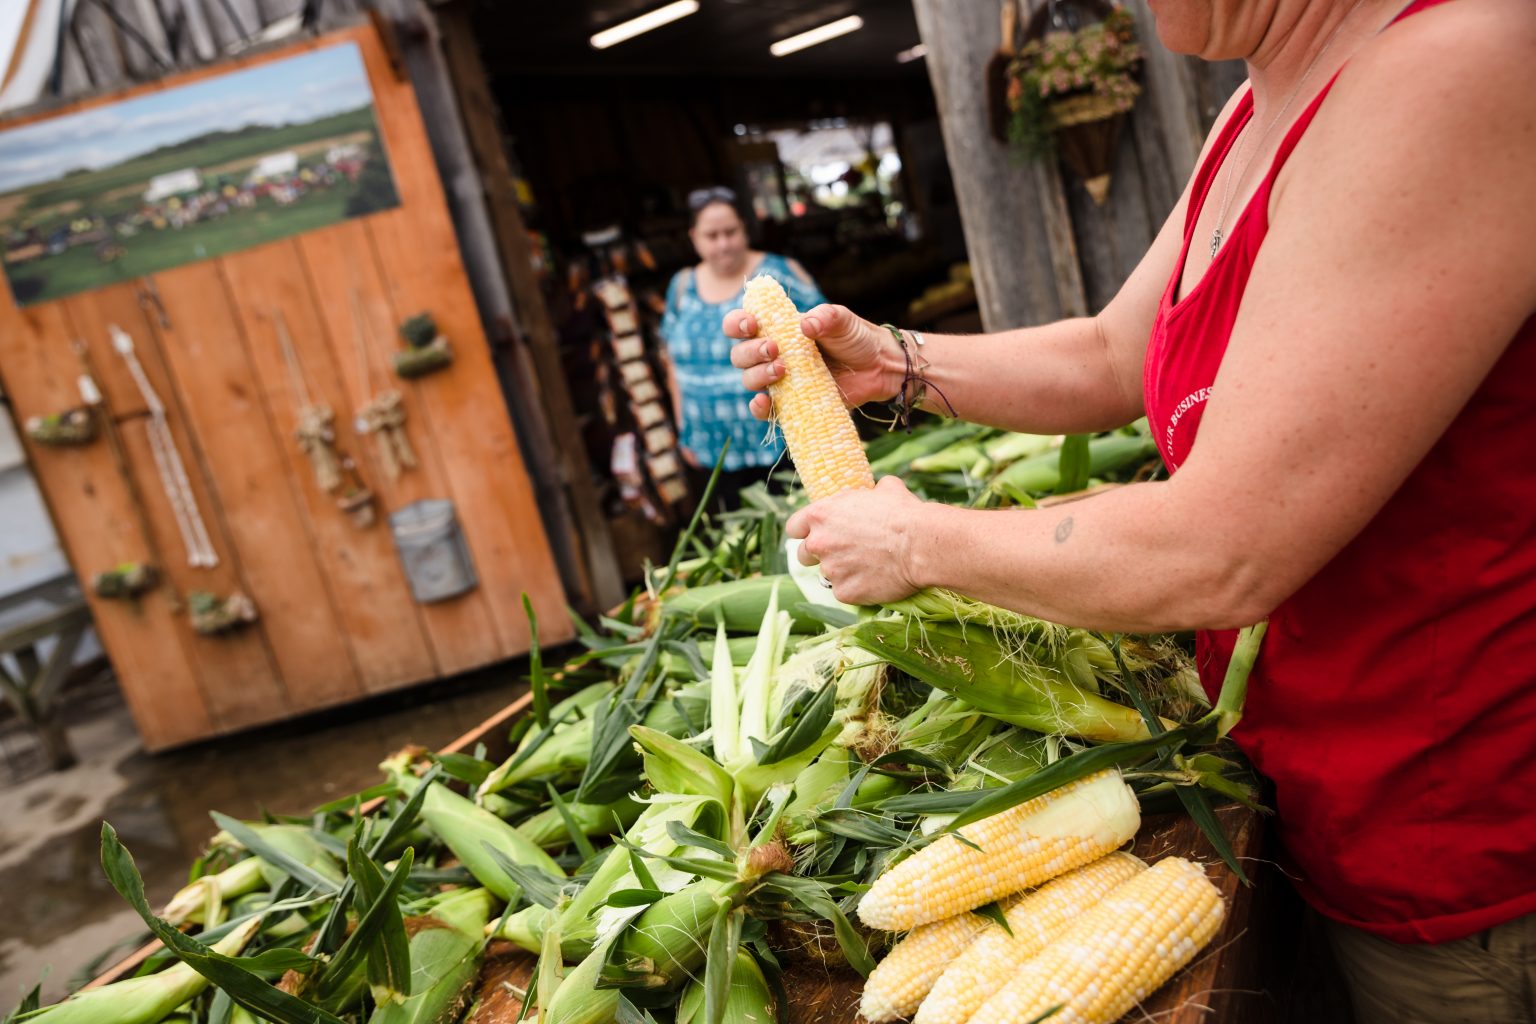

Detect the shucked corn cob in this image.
[743,275,874,502]
[859,907,996,1022]
[913,852,1147,1024]
[969,856,1225,1024]
[857,769,1140,931]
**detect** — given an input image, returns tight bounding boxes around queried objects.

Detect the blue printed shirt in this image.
[660,253,826,470]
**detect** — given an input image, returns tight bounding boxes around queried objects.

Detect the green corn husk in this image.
[660,575,825,633]
[368,887,493,1024]
[480,715,596,796]
[675,949,776,1024]
[515,683,615,754]
[514,795,645,850]
[604,878,734,988]
[491,902,552,954]
[868,421,988,475]
[909,443,987,474]
[543,795,726,961]
[540,937,612,1024]
[986,430,1155,499]
[981,431,1059,465]
[26,916,259,1023]
[161,856,266,926]
[419,782,564,902]
[849,619,1154,742]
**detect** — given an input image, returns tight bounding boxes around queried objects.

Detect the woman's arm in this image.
[793,8,1536,630]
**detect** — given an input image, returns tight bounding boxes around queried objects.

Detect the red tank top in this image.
[1144,0,1536,944]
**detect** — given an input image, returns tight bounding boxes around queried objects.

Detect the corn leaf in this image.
[972,901,1013,938]
[578,630,670,804]
[482,842,567,909]
[657,444,727,595]
[629,725,734,806]
[522,593,551,727]
[664,821,735,861]
[758,877,873,977]
[209,813,340,896]
[99,824,347,1024]
[755,682,836,766]
[310,843,414,1000]
[605,888,666,908]
[546,785,599,862]
[346,841,413,1001]
[3,983,39,1024]
[428,752,494,787]
[616,839,739,884]
[703,903,741,1024]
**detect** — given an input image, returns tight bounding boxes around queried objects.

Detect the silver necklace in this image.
[1209,0,1372,260]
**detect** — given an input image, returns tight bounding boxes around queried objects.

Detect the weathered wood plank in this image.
[146,258,357,714]
[352,26,573,657]
[218,238,439,694]
[59,285,286,737]
[0,300,214,748]
[295,219,501,678]
[433,1,625,615]
[910,0,1066,330]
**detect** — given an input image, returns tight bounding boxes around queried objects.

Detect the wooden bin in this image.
[87,689,1298,1022]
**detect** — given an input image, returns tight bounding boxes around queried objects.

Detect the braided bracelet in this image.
[880,323,955,432]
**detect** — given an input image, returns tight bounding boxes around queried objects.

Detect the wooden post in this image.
[909,0,1088,329]
[368,0,623,613]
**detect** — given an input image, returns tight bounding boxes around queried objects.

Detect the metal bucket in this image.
[389,499,477,603]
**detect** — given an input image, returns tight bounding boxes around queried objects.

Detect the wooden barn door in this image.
[0,25,570,750]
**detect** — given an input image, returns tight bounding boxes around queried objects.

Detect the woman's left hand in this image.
[786,475,927,606]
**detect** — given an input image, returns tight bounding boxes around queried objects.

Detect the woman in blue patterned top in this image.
[660,187,826,505]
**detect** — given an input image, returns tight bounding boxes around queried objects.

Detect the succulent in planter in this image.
[398,312,439,349]
[1008,6,1142,203]
[394,312,453,379]
[26,407,97,446]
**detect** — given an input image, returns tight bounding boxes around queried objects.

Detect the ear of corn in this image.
[859,909,993,1022]
[914,851,1147,1024]
[969,856,1225,1024]
[26,917,259,1024]
[742,275,874,502]
[367,887,493,1024]
[849,619,1155,743]
[856,769,1140,931]
[660,574,825,633]
[514,794,645,851]
[419,782,564,902]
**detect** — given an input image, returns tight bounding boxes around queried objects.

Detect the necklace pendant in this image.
[1210,228,1223,260]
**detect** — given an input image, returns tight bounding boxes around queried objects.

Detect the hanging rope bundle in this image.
[351,290,417,479]
[110,324,219,568]
[274,310,343,493]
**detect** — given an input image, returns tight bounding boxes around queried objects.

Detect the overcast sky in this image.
[0,42,375,194]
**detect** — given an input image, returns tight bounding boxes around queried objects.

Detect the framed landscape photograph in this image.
[0,41,400,307]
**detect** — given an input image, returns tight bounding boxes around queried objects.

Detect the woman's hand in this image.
[725,303,902,421]
[786,475,927,606]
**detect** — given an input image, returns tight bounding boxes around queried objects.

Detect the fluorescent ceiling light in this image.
[770,15,864,57]
[895,43,927,63]
[590,1,700,50]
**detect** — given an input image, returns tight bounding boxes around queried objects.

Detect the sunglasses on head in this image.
[687,186,737,210]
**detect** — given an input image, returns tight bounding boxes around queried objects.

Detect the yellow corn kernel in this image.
[857,769,1140,932]
[742,275,874,502]
[860,908,996,1022]
[970,856,1226,1024]
[913,852,1146,1024]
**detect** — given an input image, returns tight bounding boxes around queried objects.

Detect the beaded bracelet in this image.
[880,323,955,432]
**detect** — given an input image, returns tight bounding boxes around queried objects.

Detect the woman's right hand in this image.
[725,304,901,421]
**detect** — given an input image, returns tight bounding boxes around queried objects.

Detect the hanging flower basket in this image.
[1009,3,1142,205]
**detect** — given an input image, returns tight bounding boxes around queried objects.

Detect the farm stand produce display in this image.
[24,283,1269,1023]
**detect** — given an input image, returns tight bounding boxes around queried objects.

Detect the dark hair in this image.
[686,186,743,228]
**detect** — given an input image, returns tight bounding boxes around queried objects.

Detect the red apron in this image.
[1143,0,1536,943]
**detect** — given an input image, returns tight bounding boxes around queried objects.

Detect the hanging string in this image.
[110,324,219,568]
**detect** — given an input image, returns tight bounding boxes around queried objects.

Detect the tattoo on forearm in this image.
[1054,517,1074,544]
